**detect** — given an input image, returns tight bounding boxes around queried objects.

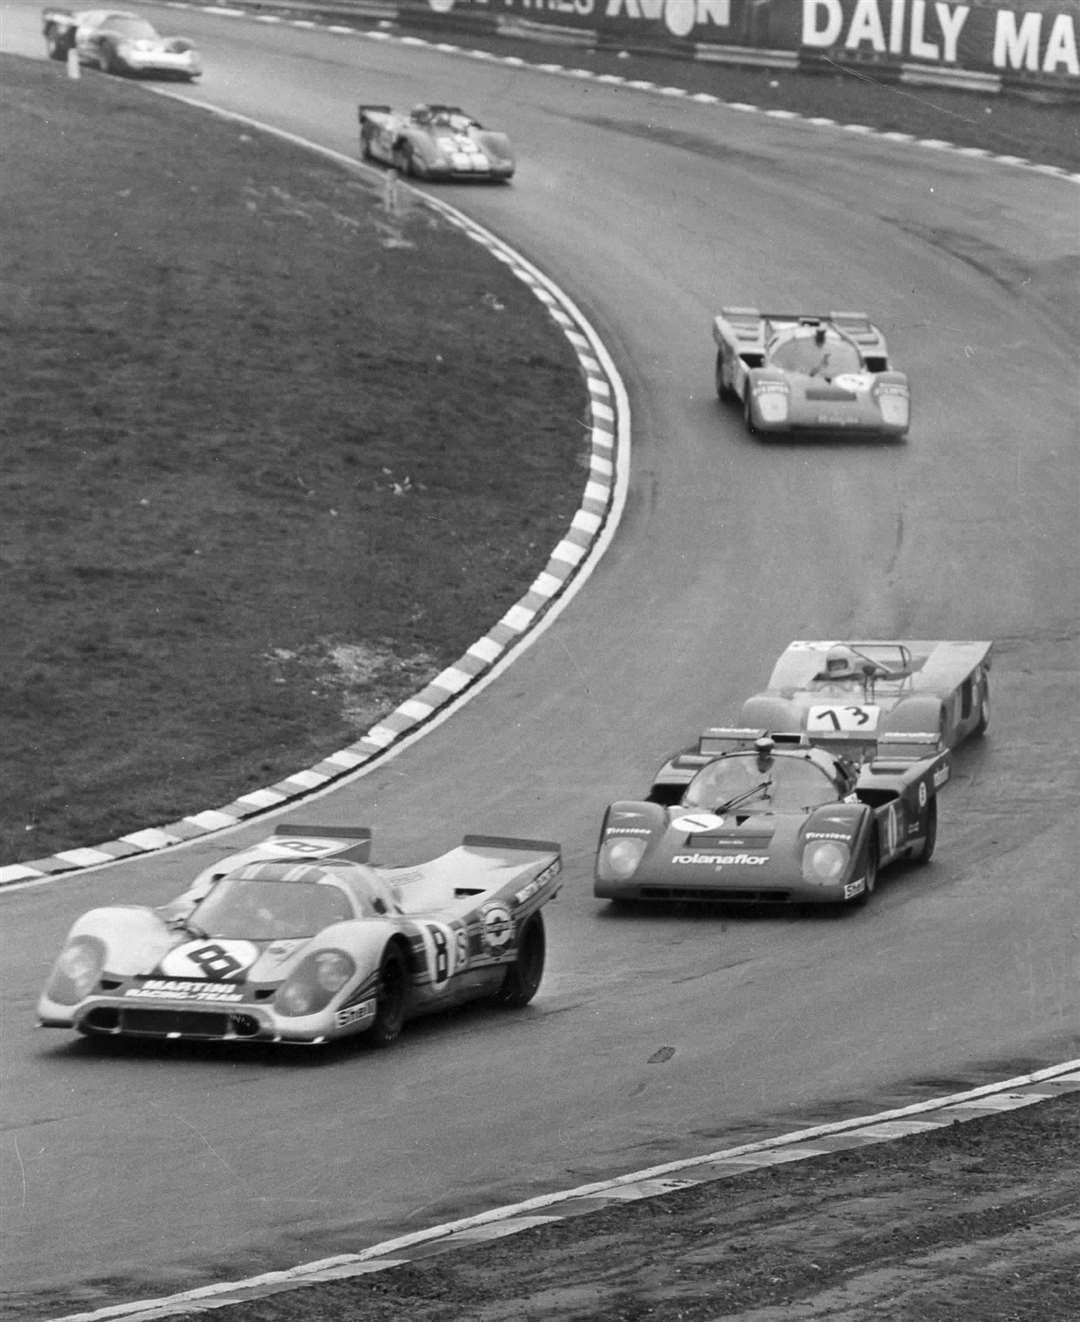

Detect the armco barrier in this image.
[393,0,1080,97]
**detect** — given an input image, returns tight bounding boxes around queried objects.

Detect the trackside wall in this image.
[396,0,1080,97]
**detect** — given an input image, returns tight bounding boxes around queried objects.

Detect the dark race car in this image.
[39,825,561,1047]
[740,639,992,755]
[42,7,201,79]
[358,102,515,180]
[595,727,948,907]
[713,307,910,437]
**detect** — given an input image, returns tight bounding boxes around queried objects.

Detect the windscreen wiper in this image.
[716,780,772,814]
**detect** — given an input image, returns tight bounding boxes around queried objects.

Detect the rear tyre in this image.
[912,798,937,866]
[494,913,545,1008]
[368,945,408,1047]
[393,143,415,177]
[99,42,116,74]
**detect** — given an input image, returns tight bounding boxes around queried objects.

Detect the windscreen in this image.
[772,336,862,377]
[192,878,353,939]
[684,754,838,814]
[105,16,159,39]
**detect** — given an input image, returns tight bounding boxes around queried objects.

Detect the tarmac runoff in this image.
[49,1058,1080,1321]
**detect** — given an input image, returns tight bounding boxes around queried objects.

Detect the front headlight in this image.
[275,949,355,1017]
[801,839,850,885]
[313,951,354,994]
[47,936,106,1004]
[596,836,647,882]
[754,389,789,423]
[877,391,909,426]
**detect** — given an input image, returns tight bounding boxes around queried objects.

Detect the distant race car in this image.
[594,726,948,907]
[712,307,910,437]
[739,640,992,753]
[38,825,561,1046]
[358,102,515,180]
[41,8,201,79]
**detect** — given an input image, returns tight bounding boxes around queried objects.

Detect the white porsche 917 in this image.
[38,825,561,1047]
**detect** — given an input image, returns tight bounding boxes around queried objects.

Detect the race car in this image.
[739,640,992,755]
[38,825,561,1046]
[358,103,515,180]
[594,727,947,907]
[712,307,910,437]
[42,8,201,79]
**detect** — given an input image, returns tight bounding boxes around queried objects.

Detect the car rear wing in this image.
[697,724,945,766]
[867,733,946,765]
[271,823,372,862]
[696,726,774,755]
[390,836,561,912]
[42,6,75,27]
[462,834,561,856]
[357,104,392,122]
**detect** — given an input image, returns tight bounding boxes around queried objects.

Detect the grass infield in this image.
[1,56,587,864]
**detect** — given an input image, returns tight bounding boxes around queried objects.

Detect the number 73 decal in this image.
[807,704,881,732]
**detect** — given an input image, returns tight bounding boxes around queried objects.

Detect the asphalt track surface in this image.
[2,4,1078,1314]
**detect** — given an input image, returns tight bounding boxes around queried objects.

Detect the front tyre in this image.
[368,945,409,1047]
[393,143,415,177]
[494,913,545,1008]
[853,836,878,905]
[974,682,990,737]
[715,350,736,402]
[912,798,937,866]
[743,392,758,436]
[45,26,70,60]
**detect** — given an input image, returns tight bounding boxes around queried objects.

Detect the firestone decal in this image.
[425,0,731,41]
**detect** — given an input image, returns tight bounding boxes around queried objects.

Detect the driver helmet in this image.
[823,646,856,679]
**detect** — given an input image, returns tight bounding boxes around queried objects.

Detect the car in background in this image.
[42,8,201,79]
[358,102,515,180]
[712,307,910,437]
[38,824,561,1047]
[739,640,992,754]
[594,726,947,907]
